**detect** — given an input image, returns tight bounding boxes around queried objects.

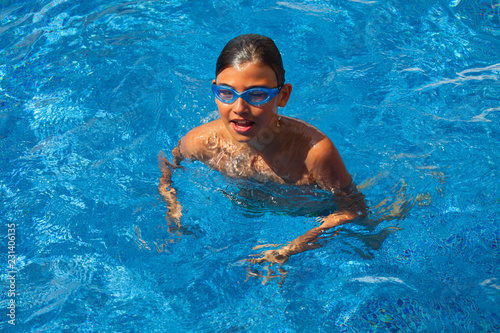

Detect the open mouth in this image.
[231,119,254,133]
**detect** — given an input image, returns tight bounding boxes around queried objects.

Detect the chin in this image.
[231,132,254,143]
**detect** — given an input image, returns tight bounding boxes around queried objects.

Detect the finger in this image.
[246,257,264,264]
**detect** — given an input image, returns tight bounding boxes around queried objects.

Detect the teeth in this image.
[233,120,252,125]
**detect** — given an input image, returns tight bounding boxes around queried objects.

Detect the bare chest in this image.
[204,146,313,185]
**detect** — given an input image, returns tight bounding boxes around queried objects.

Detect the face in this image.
[214,62,291,146]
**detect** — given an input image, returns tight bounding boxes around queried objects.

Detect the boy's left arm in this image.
[249,138,367,264]
[250,185,366,264]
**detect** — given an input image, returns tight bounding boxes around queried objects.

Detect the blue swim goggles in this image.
[212,83,283,106]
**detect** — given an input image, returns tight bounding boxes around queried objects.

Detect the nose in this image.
[232,96,250,115]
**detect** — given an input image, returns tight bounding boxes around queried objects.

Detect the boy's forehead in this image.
[216,62,278,86]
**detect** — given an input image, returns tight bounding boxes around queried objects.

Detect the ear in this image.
[277,83,292,107]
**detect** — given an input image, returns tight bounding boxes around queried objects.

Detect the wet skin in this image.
[159,61,366,264]
[179,62,352,189]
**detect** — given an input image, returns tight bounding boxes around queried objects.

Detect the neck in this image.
[247,115,283,155]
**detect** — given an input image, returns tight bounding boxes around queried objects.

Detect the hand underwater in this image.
[249,247,291,265]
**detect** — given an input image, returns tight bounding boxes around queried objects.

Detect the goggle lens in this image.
[212,85,281,106]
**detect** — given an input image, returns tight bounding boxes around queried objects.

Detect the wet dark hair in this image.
[215,34,285,87]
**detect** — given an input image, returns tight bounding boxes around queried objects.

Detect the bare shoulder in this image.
[278,116,351,189]
[299,124,352,190]
[179,119,224,160]
[281,116,326,142]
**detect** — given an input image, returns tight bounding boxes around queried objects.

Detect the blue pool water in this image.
[1,0,500,331]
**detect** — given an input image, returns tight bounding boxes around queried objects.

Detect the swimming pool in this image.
[1,0,499,331]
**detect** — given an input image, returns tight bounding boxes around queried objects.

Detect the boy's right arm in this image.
[158,123,212,229]
[158,149,184,228]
